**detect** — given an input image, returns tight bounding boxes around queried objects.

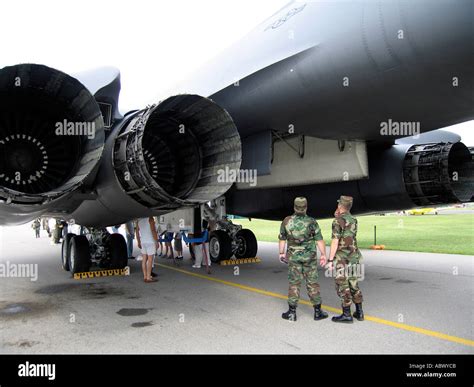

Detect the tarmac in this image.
[0,224,472,354]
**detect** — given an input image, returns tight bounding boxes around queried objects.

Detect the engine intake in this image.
[0,64,105,205]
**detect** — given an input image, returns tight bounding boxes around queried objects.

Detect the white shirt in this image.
[138,218,155,244]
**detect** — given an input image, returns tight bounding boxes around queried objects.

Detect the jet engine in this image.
[68,94,242,227]
[0,64,105,224]
[358,141,474,211]
[225,140,474,220]
[0,64,105,204]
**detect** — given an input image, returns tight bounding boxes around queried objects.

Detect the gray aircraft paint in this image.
[0,0,473,225]
[173,0,473,140]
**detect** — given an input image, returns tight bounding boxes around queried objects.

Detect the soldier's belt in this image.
[288,242,305,248]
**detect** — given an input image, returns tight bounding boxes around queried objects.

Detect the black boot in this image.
[353,303,364,321]
[314,304,328,320]
[282,304,297,321]
[332,306,353,323]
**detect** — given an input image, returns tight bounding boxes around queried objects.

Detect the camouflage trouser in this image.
[288,257,321,307]
[334,256,363,307]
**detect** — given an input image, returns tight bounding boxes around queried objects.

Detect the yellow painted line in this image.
[156,263,474,348]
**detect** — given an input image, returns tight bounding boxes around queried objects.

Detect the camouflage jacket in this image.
[279,213,323,260]
[331,212,362,261]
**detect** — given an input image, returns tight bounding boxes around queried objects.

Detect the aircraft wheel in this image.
[69,235,91,275]
[109,233,128,269]
[235,229,258,258]
[61,233,76,271]
[209,230,232,263]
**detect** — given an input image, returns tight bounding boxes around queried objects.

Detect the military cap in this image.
[337,195,353,208]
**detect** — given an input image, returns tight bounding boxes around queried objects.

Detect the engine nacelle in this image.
[114,94,241,208]
[0,64,105,224]
[226,141,473,220]
[69,95,242,227]
[358,141,473,211]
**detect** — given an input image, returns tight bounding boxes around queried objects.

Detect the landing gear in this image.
[201,201,259,263]
[208,224,258,263]
[69,235,91,274]
[209,230,233,263]
[187,223,258,263]
[151,198,260,264]
[61,233,76,271]
[109,233,128,269]
[60,226,128,276]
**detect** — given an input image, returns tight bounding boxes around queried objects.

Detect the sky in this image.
[1,0,472,145]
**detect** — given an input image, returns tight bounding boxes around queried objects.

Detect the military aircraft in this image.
[0,0,472,273]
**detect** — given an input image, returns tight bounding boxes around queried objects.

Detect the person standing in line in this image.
[192,220,211,269]
[42,218,51,237]
[136,217,160,283]
[174,232,183,260]
[61,220,68,240]
[125,221,135,259]
[155,219,164,257]
[165,230,174,260]
[278,197,329,322]
[328,196,364,323]
[52,219,63,244]
[32,218,41,238]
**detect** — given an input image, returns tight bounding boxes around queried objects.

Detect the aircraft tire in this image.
[61,233,76,271]
[209,230,232,263]
[109,233,128,269]
[69,235,91,274]
[235,229,258,259]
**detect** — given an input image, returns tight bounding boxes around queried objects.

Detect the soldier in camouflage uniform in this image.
[278,197,329,321]
[328,195,364,323]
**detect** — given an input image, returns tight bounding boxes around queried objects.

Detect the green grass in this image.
[233,214,474,255]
